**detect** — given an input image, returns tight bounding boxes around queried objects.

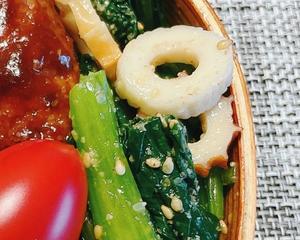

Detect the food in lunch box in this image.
[0,1,240,239]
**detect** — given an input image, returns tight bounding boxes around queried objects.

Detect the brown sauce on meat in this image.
[0,0,79,150]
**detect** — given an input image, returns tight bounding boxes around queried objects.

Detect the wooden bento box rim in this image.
[167,0,257,239]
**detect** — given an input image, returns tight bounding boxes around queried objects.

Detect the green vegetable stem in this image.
[198,165,237,220]
[70,71,158,240]
[221,164,237,186]
[207,168,224,220]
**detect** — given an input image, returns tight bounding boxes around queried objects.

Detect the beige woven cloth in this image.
[209,0,300,239]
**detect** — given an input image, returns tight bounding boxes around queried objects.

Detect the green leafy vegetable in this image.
[124,115,220,240]
[91,0,141,48]
[114,96,136,156]
[130,0,168,30]
[78,54,99,75]
[198,177,209,212]
[70,71,158,240]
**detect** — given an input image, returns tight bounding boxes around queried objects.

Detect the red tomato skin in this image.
[0,140,87,240]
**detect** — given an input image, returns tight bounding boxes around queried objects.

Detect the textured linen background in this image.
[209,0,300,239]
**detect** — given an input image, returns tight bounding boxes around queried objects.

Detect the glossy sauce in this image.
[0,0,79,149]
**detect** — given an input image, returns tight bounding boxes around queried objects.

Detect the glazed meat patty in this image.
[0,0,79,150]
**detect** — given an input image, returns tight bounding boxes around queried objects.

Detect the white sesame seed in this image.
[217,39,232,50]
[115,159,126,175]
[106,213,113,221]
[168,119,178,129]
[94,225,103,239]
[82,152,94,168]
[177,70,188,78]
[128,155,134,162]
[167,220,173,224]
[230,161,236,167]
[219,220,228,234]
[156,113,168,128]
[162,157,174,174]
[171,196,183,212]
[161,205,174,220]
[137,22,144,31]
[145,158,161,168]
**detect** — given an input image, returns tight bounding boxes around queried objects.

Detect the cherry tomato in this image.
[0,140,87,240]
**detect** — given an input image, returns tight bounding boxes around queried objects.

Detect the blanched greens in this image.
[117,111,220,240]
[130,0,168,30]
[78,54,99,75]
[70,71,158,240]
[91,0,141,48]
[73,2,236,235]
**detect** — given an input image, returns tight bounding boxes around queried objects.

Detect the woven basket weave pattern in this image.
[209,0,300,239]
